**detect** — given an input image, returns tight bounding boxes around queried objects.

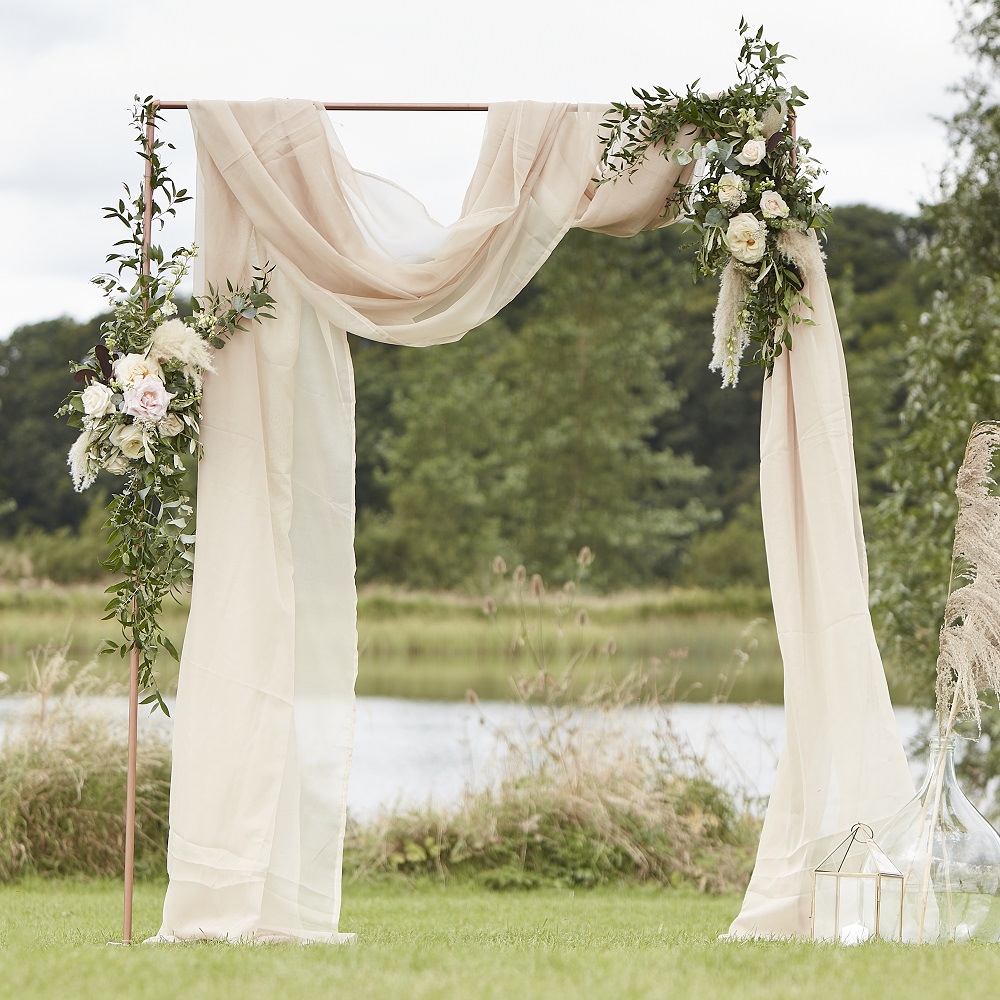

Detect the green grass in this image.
[1,879,997,999]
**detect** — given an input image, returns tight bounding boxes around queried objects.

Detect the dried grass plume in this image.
[936,420,1000,736]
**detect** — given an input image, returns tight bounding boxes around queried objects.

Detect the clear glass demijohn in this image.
[878,737,1000,943]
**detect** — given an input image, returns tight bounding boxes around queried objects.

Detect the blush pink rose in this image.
[121,374,174,422]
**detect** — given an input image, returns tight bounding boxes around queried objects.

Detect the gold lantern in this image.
[811,823,904,944]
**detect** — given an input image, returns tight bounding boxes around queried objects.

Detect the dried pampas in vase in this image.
[878,420,1000,943]
[936,420,1000,737]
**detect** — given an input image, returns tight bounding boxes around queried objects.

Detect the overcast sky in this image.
[0,0,977,337]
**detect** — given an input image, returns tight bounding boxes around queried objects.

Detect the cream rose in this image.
[158,413,184,438]
[759,190,790,219]
[103,451,131,475]
[122,374,174,422]
[114,353,163,388]
[717,173,745,208]
[724,213,768,264]
[81,381,115,417]
[111,422,150,462]
[735,138,767,167]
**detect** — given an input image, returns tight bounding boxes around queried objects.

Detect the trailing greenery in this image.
[55,99,274,712]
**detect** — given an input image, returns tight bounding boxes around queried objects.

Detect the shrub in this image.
[345,671,759,892]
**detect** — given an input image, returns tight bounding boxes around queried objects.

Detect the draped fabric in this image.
[156,99,912,943]
[157,100,695,943]
[726,245,915,937]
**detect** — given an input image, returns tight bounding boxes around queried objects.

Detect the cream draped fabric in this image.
[725,241,914,938]
[157,100,694,943]
[156,99,912,943]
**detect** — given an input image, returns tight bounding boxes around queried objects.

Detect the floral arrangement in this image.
[599,20,832,386]
[58,99,275,712]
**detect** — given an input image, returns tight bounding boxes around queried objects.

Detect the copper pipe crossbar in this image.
[154,101,491,111]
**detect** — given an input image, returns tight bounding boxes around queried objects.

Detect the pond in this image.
[0,695,929,820]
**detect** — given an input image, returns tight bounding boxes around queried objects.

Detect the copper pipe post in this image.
[119,103,158,947]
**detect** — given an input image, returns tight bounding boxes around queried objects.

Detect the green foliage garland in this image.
[57,98,275,712]
[599,20,832,386]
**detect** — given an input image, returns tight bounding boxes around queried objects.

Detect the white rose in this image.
[158,413,184,438]
[735,139,767,167]
[114,353,163,389]
[104,451,131,475]
[81,381,115,417]
[717,173,745,208]
[111,422,150,462]
[724,213,768,264]
[759,190,790,220]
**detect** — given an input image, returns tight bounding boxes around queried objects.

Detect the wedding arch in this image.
[65,39,914,944]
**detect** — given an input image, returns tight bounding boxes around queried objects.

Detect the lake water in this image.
[0,696,929,820]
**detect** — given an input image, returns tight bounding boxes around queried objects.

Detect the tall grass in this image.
[349,669,758,891]
[0,648,757,891]
[0,646,170,881]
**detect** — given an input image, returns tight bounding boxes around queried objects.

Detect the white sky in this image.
[0,0,976,336]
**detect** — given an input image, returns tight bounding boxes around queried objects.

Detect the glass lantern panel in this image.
[840,874,876,937]
[813,873,840,941]
[877,875,904,941]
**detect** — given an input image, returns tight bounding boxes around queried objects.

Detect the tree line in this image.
[0,203,927,594]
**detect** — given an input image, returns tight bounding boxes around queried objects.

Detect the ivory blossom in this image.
[735,139,767,167]
[114,352,164,388]
[111,422,149,461]
[717,173,745,208]
[759,190,790,219]
[81,381,115,417]
[724,213,768,264]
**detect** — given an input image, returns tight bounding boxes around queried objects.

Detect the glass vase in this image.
[878,737,1000,943]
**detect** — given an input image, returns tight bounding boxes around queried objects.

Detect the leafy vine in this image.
[58,98,275,712]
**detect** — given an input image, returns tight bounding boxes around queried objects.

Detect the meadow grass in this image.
[0,581,787,703]
[1,878,996,1000]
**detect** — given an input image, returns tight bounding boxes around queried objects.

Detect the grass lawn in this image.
[1,879,997,999]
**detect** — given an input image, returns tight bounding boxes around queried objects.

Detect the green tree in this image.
[0,315,107,535]
[356,229,717,590]
[355,328,513,589]
[871,0,1000,704]
[493,230,716,587]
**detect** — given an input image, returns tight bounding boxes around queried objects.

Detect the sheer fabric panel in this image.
[159,100,693,941]
[158,99,911,942]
